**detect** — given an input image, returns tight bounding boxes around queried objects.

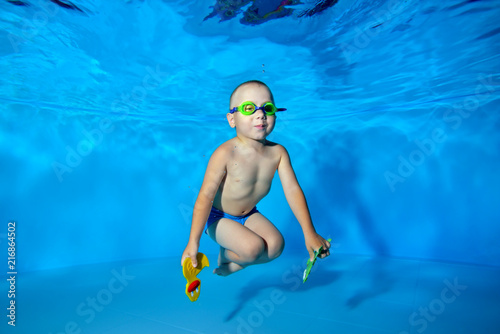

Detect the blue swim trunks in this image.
[205,206,259,234]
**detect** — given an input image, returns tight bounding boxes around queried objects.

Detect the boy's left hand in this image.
[305,233,331,261]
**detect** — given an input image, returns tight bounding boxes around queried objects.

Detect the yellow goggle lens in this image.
[243,103,255,114]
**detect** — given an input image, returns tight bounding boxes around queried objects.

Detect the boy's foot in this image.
[214,262,243,276]
[214,246,244,276]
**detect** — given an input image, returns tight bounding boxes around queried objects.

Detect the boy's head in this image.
[227,80,282,142]
[229,80,275,107]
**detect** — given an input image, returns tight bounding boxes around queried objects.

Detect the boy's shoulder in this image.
[209,138,237,159]
[265,140,288,155]
[215,138,238,152]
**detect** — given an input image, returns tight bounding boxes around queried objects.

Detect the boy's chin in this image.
[237,133,269,141]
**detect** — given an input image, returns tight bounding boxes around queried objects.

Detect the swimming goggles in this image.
[229,101,286,116]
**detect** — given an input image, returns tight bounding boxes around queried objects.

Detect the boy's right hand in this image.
[181,242,199,267]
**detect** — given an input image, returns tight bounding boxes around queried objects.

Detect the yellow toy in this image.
[182,252,209,302]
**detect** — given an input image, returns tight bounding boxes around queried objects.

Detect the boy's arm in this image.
[181,146,228,267]
[277,145,331,260]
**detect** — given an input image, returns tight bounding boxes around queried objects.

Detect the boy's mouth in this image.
[255,124,266,130]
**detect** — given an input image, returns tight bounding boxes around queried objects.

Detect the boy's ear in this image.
[226,113,236,128]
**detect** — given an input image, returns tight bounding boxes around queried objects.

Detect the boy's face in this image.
[227,83,276,142]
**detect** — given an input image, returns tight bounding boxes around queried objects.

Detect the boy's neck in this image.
[235,134,267,151]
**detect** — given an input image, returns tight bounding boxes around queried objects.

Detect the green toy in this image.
[303,238,332,283]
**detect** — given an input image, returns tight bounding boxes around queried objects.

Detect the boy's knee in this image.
[242,239,265,263]
[269,235,285,260]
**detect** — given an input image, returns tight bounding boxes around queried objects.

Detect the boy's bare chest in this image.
[226,152,278,185]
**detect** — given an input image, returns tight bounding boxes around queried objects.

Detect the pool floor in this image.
[2,254,499,333]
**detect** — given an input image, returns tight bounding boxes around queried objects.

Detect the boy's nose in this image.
[254,108,266,119]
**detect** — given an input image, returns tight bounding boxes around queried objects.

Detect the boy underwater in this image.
[181,80,330,276]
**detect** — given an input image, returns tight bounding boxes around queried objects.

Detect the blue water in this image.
[1,0,500,333]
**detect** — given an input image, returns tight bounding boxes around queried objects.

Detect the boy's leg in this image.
[243,212,285,264]
[207,218,267,276]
